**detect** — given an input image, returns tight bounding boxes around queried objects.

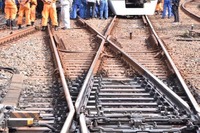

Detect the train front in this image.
[108,0,158,15]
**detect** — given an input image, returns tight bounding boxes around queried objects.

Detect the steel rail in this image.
[75,35,106,114]
[0,26,37,45]
[77,17,106,40]
[104,15,117,36]
[76,37,105,133]
[181,0,200,22]
[145,15,200,117]
[47,25,75,133]
[80,113,89,133]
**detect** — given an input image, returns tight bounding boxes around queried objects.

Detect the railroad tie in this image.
[2,74,23,107]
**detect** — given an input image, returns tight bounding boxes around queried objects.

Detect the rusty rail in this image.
[47,25,75,133]
[181,0,200,22]
[0,27,37,45]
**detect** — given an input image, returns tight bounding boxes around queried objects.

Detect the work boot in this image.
[41,26,46,31]
[18,24,22,29]
[61,27,67,30]
[6,19,10,26]
[10,20,16,28]
[31,22,34,26]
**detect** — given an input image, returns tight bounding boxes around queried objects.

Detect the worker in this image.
[56,0,61,26]
[155,0,163,15]
[172,0,180,22]
[99,0,108,19]
[17,0,31,29]
[36,0,43,18]
[86,0,96,19]
[95,0,99,17]
[41,0,58,31]
[4,0,17,27]
[80,0,87,18]
[0,0,2,11]
[71,0,85,19]
[1,0,5,13]
[30,0,37,26]
[161,0,171,19]
[60,0,72,29]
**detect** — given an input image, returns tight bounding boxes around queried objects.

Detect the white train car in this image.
[108,0,158,15]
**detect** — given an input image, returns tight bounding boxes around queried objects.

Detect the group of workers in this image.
[0,0,109,30]
[3,0,38,29]
[155,0,180,23]
[0,0,180,30]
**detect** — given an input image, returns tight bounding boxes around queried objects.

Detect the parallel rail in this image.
[181,0,200,22]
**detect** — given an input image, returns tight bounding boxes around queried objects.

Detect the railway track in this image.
[0,14,200,133]
[72,16,200,132]
[0,25,71,132]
